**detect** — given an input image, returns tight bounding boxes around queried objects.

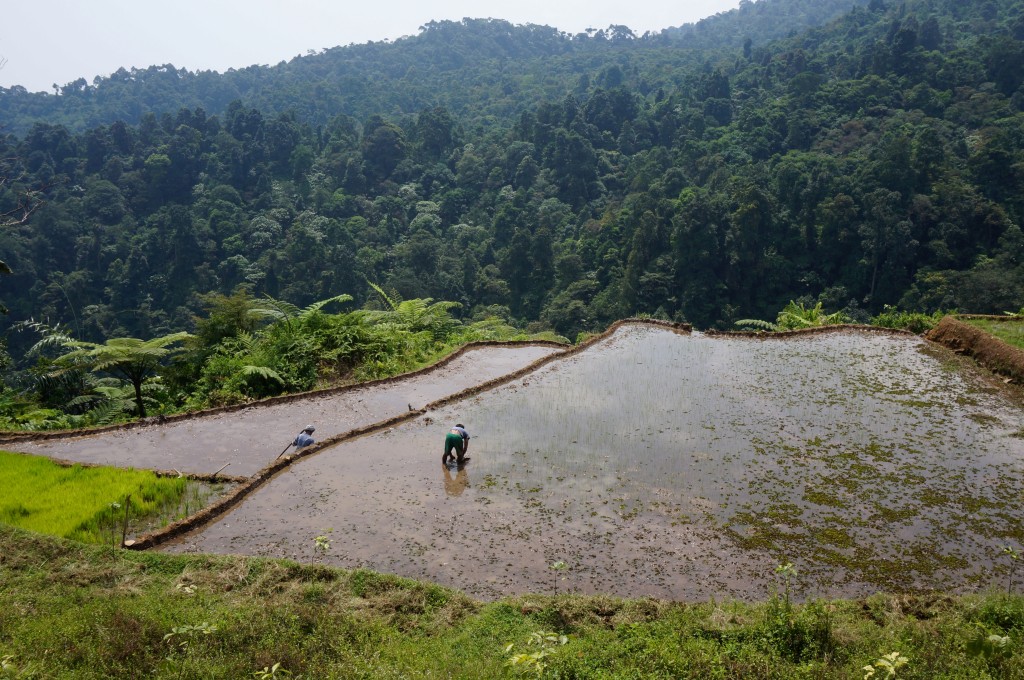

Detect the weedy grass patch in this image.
[4,525,1024,678]
[965,318,1024,351]
[0,450,191,543]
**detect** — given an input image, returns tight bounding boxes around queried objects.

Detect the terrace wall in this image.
[926,315,1024,384]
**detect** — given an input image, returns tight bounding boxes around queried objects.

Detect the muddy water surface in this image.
[166,325,1024,601]
[9,344,562,476]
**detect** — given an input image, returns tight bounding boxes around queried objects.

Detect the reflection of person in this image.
[443,463,470,497]
[442,423,470,465]
[293,425,316,449]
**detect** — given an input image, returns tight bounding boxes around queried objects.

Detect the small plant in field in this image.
[505,631,568,677]
[106,501,122,551]
[863,651,908,679]
[870,305,946,333]
[253,661,292,679]
[776,562,797,615]
[164,622,217,679]
[312,529,332,566]
[737,301,849,332]
[1003,546,1019,593]
[966,628,1012,673]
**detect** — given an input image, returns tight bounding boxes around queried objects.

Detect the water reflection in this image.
[443,463,470,497]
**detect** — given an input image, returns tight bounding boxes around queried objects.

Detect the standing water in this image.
[166,325,1024,601]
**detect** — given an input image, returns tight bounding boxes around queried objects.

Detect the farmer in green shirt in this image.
[442,424,470,465]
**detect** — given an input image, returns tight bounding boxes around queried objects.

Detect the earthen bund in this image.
[926,315,1024,384]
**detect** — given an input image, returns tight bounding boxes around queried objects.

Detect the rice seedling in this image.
[1003,545,1020,594]
[0,450,192,543]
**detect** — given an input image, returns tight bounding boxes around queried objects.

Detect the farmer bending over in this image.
[442,423,470,465]
[293,425,316,449]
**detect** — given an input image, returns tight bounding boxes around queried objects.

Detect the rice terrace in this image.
[7,319,1024,604]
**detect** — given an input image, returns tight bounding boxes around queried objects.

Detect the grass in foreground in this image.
[1,525,1023,678]
[0,451,192,544]
[965,318,1024,350]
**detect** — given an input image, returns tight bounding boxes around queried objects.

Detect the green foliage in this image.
[505,630,568,677]
[164,622,217,679]
[963,317,1024,350]
[20,323,191,418]
[253,662,292,679]
[965,629,1012,662]
[0,388,74,430]
[9,524,1024,677]
[1005,545,1020,594]
[312,530,332,567]
[737,301,850,332]
[862,651,908,679]
[870,306,947,333]
[1,653,38,679]
[0,450,189,543]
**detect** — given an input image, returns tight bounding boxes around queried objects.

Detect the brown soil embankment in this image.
[926,315,1024,384]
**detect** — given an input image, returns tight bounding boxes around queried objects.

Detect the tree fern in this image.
[737,301,849,332]
[735,318,782,331]
[299,294,353,318]
[14,318,77,356]
[238,365,284,384]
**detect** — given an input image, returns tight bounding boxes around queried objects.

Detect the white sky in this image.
[0,0,740,93]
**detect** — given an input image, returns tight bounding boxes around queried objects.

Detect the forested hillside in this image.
[0,0,867,135]
[1,0,1023,352]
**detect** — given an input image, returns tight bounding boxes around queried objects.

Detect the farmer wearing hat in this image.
[442,423,470,465]
[293,424,316,449]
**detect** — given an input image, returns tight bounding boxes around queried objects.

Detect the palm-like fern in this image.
[0,388,74,430]
[67,377,158,426]
[26,328,191,418]
[248,294,353,330]
[238,364,284,385]
[364,282,461,341]
[736,301,850,332]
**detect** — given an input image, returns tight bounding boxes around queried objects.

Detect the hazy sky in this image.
[0,0,740,93]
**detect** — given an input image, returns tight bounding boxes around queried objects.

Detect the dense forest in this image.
[1,0,1023,366]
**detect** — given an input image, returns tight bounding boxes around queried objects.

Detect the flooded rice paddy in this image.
[166,325,1024,601]
[8,344,562,476]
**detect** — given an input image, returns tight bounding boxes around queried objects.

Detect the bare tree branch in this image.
[0,161,50,226]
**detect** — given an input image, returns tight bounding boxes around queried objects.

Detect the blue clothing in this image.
[293,432,315,448]
[450,426,470,441]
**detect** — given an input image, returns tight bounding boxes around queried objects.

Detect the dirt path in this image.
[6,344,564,476]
